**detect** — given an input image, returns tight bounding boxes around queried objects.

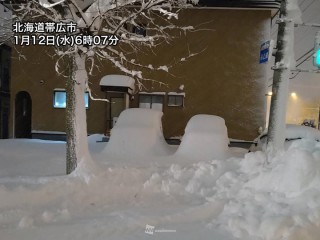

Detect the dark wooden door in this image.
[15,91,32,138]
[2,107,9,138]
[110,97,125,128]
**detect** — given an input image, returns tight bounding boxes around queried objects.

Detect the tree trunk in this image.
[267,0,294,151]
[66,52,92,175]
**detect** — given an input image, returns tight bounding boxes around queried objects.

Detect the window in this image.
[168,94,184,107]
[139,94,164,111]
[133,25,146,37]
[124,22,147,37]
[54,91,67,108]
[53,90,89,109]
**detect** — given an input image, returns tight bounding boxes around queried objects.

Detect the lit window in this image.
[53,91,89,108]
[54,91,67,108]
[139,94,163,111]
[168,95,184,107]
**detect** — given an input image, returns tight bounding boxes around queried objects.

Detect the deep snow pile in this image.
[217,140,320,240]
[144,139,320,239]
[0,136,320,239]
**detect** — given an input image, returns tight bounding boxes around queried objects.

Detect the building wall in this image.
[9,46,106,137]
[0,45,11,139]
[10,9,270,141]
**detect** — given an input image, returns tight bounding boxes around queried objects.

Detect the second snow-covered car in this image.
[249,124,320,152]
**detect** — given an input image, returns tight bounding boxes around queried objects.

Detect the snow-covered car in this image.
[249,124,320,152]
[175,114,231,160]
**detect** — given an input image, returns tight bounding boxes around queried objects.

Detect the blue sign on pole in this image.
[259,41,270,64]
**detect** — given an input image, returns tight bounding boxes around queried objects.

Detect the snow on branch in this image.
[10,0,202,85]
[0,3,13,45]
[39,0,66,8]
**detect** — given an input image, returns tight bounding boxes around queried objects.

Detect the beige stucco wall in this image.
[10,9,270,140]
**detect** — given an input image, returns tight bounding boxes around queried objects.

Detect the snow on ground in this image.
[1,137,319,240]
[0,111,320,239]
[0,139,66,178]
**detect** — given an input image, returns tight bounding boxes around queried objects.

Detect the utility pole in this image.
[267,0,295,151]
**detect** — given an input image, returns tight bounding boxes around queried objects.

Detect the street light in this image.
[291,92,297,98]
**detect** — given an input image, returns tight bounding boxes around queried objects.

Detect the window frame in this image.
[138,94,164,111]
[167,94,184,107]
[53,90,89,109]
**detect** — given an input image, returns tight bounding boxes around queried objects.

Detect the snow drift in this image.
[145,139,320,240]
